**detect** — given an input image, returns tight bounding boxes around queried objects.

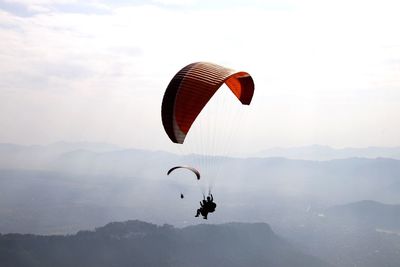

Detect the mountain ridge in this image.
[256,144,400,160]
[0,220,332,267]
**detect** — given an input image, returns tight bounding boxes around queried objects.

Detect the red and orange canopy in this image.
[161,62,255,144]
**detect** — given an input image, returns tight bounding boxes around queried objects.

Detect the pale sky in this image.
[0,0,399,154]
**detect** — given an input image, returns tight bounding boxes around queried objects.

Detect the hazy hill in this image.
[1,145,400,234]
[0,220,332,267]
[3,142,400,171]
[256,145,400,160]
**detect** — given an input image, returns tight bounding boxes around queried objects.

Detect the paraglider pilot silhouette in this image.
[195,193,217,220]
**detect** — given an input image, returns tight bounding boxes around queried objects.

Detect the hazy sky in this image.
[0,0,399,154]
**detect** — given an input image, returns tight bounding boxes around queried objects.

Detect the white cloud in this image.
[0,1,400,151]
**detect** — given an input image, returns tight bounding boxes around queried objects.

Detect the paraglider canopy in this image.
[167,166,200,180]
[161,62,255,144]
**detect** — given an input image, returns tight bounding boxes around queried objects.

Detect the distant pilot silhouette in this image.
[195,194,216,219]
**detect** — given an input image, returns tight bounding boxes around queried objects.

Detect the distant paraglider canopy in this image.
[167,166,201,180]
[161,62,255,144]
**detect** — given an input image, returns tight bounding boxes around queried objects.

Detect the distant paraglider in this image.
[167,166,200,180]
[167,166,200,199]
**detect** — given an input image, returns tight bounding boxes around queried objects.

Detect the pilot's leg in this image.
[195,209,201,217]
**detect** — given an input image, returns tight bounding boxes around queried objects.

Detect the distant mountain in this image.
[0,142,122,169]
[0,220,331,267]
[256,145,400,160]
[1,151,400,234]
